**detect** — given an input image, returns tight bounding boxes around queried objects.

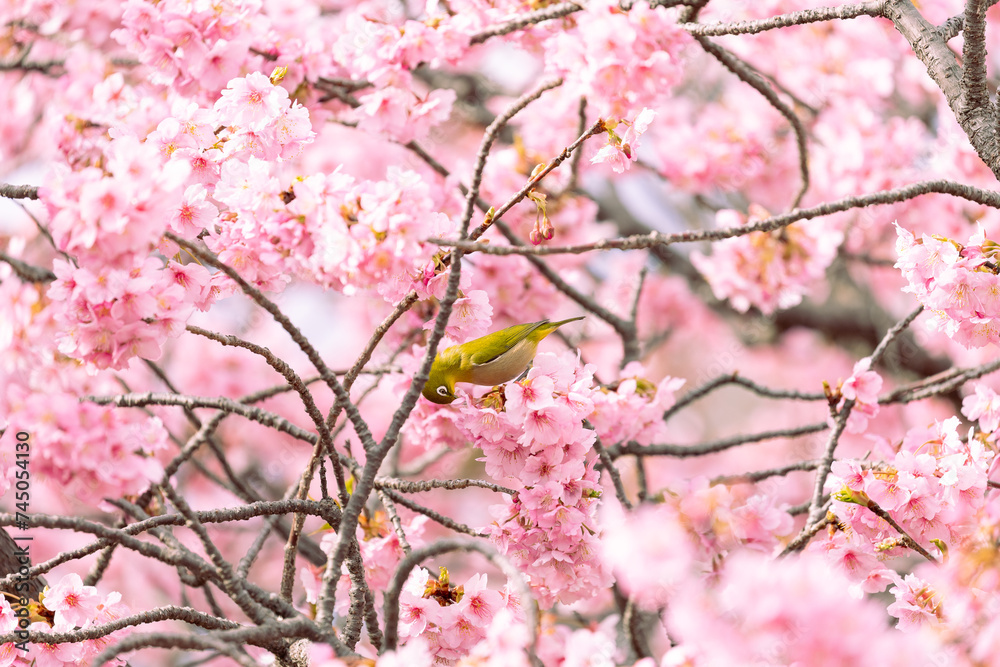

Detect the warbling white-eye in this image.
[421,316,584,404]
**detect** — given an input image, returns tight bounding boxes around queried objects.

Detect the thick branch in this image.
[695,36,810,208]
[960,0,992,119]
[884,0,1000,178]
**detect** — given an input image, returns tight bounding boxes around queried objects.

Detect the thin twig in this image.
[588,422,632,509]
[431,180,1000,256]
[799,305,926,534]
[86,392,317,444]
[609,422,829,459]
[881,358,1000,404]
[869,305,923,367]
[778,506,834,557]
[470,3,583,44]
[0,251,55,282]
[711,460,821,485]
[863,500,937,562]
[695,36,810,208]
[664,372,825,422]
[374,477,516,495]
[378,488,486,537]
[680,2,884,36]
[159,484,275,626]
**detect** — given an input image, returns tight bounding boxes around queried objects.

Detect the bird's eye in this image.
[436,386,449,396]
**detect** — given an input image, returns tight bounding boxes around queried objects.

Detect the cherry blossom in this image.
[962,383,1000,434]
[6,0,1000,665]
[895,223,1000,348]
[692,204,843,315]
[591,108,656,174]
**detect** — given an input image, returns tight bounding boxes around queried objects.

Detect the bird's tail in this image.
[538,316,585,337]
[550,315,585,327]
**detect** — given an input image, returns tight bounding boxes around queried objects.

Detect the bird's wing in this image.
[464,321,547,366]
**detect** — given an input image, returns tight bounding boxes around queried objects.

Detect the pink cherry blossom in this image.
[544,0,690,118]
[42,573,103,629]
[895,223,1000,348]
[692,205,843,315]
[841,357,882,404]
[591,107,656,173]
[887,574,942,632]
[599,500,696,610]
[8,1,1000,665]
[962,383,1000,433]
[825,416,993,574]
[215,72,289,131]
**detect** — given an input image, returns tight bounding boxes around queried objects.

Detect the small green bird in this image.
[422,316,585,404]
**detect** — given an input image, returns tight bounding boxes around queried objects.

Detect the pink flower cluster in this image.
[590,108,656,174]
[0,269,172,508]
[302,514,428,620]
[544,0,690,118]
[40,119,226,369]
[147,70,313,202]
[405,352,691,608]
[674,479,795,557]
[0,604,21,667]
[213,71,314,161]
[0,277,54,381]
[315,168,452,301]
[453,609,531,667]
[130,70,453,302]
[400,397,469,455]
[895,223,1000,348]
[599,501,696,611]
[331,10,463,143]
[1,573,130,667]
[416,284,494,342]
[42,134,189,268]
[396,570,519,662]
[1,0,126,48]
[589,362,685,446]
[653,93,794,202]
[332,10,469,82]
[112,0,262,95]
[826,417,993,572]
[815,529,897,596]
[208,164,453,301]
[886,573,943,633]
[962,383,1000,434]
[310,609,530,667]
[691,205,843,314]
[354,84,456,144]
[537,618,619,667]
[1,388,167,503]
[453,352,612,607]
[439,291,494,342]
[836,356,883,434]
[896,531,1000,660]
[600,479,795,612]
[664,551,942,666]
[49,258,215,370]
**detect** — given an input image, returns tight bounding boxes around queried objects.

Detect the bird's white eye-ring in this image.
[436,386,449,396]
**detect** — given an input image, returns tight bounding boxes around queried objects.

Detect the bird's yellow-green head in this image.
[420,316,584,405]
[423,353,458,404]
